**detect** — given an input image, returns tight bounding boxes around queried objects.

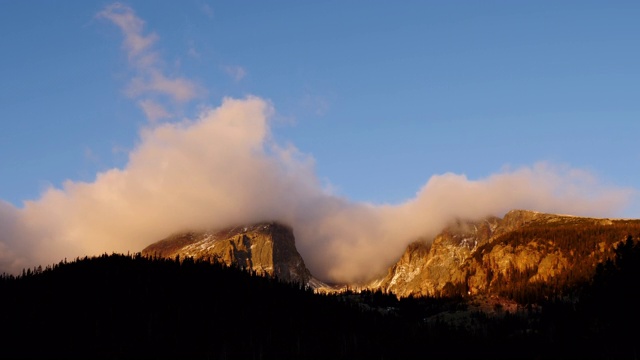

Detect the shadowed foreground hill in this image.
[0,251,639,359]
[0,254,460,359]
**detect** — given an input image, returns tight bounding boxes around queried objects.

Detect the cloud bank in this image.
[0,96,633,282]
[0,4,633,283]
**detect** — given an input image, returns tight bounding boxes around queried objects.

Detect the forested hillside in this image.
[0,248,638,359]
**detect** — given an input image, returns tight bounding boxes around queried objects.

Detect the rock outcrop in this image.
[142,222,312,285]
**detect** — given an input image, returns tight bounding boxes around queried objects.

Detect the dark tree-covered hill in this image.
[0,251,639,359]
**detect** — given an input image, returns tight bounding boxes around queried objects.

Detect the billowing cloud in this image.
[298,164,633,282]
[0,96,633,283]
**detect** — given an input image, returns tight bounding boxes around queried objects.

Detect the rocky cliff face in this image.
[368,210,638,298]
[368,216,499,298]
[142,222,311,285]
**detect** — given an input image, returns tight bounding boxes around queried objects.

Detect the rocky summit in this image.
[142,222,312,285]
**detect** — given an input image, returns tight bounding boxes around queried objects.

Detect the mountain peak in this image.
[142,222,311,284]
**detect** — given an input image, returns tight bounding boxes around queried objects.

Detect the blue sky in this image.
[1,1,639,279]
[2,1,639,210]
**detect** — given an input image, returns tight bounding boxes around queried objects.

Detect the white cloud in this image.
[138,99,171,122]
[223,65,247,82]
[301,93,330,116]
[97,3,158,65]
[200,3,214,19]
[83,147,100,164]
[187,41,201,59]
[127,71,201,103]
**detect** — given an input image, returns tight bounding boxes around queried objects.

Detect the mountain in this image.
[367,210,640,300]
[142,222,312,285]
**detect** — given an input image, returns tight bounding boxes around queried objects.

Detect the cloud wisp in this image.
[97,3,202,119]
[223,65,247,82]
[0,96,633,282]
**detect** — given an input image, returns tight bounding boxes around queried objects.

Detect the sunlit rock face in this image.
[368,216,499,298]
[142,222,311,285]
[368,210,631,298]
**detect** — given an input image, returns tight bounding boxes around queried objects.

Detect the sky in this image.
[0,1,639,282]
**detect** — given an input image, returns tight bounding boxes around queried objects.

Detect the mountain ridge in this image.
[141,209,640,301]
